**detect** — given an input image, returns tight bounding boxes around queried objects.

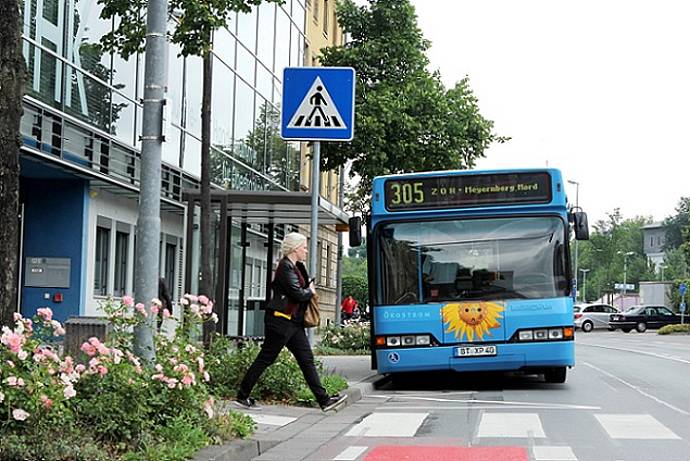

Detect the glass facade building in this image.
[16,0,346,333]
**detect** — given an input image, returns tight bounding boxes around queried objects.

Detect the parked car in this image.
[609,305,681,333]
[574,303,619,332]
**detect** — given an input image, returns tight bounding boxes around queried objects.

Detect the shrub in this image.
[658,323,690,335]
[0,310,78,436]
[318,323,370,352]
[294,374,348,406]
[206,335,348,405]
[1,293,248,460]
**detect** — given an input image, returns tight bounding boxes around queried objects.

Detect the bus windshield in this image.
[376,216,569,305]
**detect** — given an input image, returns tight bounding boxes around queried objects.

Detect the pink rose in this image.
[198,295,209,305]
[37,307,53,321]
[12,409,29,421]
[151,297,162,307]
[135,303,147,316]
[162,309,171,319]
[64,385,76,399]
[75,364,86,374]
[151,305,160,315]
[122,295,134,307]
[40,395,53,410]
[80,342,97,357]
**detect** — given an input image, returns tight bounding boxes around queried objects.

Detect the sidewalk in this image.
[193,355,380,461]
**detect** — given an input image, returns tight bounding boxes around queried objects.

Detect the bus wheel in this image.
[544,367,567,384]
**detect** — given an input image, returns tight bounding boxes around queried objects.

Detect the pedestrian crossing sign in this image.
[281,67,356,141]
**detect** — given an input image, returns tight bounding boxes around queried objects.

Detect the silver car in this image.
[574,303,619,332]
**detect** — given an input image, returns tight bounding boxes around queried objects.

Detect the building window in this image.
[165,242,176,299]
[94,226,110,296]
[323,0,329,35]
[114,231,129,297]
[325,244,332,287]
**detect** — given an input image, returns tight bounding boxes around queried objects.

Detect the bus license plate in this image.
[454,345,497,357]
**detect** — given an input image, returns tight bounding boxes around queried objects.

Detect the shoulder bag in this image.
[304,292,321,328]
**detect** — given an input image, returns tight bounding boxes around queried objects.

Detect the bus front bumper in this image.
[375,341,574,374]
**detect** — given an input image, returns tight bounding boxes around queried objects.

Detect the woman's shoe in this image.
[320,394,347,412]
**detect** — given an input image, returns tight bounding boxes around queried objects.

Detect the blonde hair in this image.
[281,232,307,257]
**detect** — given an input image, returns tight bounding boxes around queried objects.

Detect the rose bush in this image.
[0,309,77,434]
[1,294,250,460]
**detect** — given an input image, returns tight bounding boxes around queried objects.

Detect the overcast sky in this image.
[410,0,689,225]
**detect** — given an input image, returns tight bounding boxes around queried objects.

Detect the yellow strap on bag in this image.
[274,311,292,320]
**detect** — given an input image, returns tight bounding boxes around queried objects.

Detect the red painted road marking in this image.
[363,445,528,461]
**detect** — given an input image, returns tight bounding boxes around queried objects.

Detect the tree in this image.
[575,209,656,302]
[342,253,368,310]
[0,0,25,327]
[663,197,690,251]
[97,0,283,342]
[318,0,506,211]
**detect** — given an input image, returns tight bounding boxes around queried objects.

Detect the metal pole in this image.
[308,141,321,344]
[334,165,345,327]
[133,0,168,362]
[623,254,628,296]
[580,269,589,302]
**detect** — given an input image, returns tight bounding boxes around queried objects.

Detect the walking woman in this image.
[234,232,346,411]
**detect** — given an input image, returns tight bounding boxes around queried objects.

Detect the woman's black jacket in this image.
[265,257,312,322]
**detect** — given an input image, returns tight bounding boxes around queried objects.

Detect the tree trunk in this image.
[0,0,25,327]
[200,52,215,343]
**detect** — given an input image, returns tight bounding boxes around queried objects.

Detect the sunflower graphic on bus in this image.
[441,301,505,342]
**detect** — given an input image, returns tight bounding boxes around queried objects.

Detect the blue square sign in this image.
[281,67,356,141]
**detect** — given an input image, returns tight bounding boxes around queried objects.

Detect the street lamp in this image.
[579,268,590,302]
[617,251,635,296]
[567,180,580,297]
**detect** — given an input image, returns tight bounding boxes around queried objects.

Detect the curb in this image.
[192,376,381,461]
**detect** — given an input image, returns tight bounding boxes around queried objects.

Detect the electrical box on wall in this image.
[25,257,71,288]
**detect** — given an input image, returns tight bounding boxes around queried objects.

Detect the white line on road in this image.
[584,362,690,417]
[345,412,428,437]
[377,405,601,411]
[478,413,546,438]
[533,445,578,460]
[333,446,368,460]
[369,395,600,410]
[595,414,681,439]
[579,344,690,365]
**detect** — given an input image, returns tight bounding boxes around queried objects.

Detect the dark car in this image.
[609,305,681,333]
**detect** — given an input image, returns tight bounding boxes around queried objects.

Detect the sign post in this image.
[281,67,356,342]
[680,283,687,324]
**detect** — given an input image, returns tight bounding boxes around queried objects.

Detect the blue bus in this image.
[348,168,589,383]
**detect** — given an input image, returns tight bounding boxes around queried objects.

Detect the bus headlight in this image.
[513,327,573,342]
[415,335,431,346]
[386,336,401,347]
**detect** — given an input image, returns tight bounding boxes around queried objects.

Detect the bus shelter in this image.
[182,190,349,337]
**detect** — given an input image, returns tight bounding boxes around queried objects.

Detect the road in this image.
[259,331,690,461]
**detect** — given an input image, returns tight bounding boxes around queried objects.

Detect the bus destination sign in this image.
[384,172,552,211]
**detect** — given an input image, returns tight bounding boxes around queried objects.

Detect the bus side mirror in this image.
[573,211,589,240]
[349,216,362,247]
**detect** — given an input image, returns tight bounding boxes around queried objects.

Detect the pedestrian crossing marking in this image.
[478,413,546,438]
[532,446,577,460]
[287,77,347,130]
[334,446,368,460]
[595,414,681,439]
[345,412,428,437]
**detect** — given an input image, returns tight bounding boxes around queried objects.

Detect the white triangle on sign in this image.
[287,76,347,130]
